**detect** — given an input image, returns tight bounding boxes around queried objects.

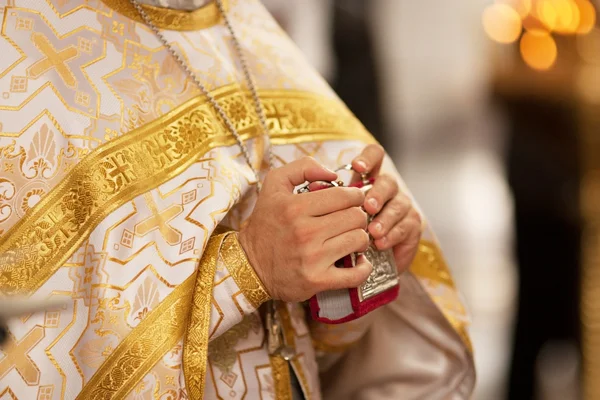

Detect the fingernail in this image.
[372,222,383,233]
[367,198,378,209]
[381,236,388,245]
[356,160,367,170]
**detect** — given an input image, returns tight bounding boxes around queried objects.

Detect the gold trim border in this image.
[410,240,473,353]
[77,233,225,399]
[222,232,271,308]
[100,0,228,31]
[0,86,373,297]
[77,274,195,399]
[183,234,224,400]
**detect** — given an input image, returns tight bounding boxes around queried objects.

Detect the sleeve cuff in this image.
[221,232,271,309]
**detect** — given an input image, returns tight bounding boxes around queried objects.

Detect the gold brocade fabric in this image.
[100,0,228,31]
[0,1,474,399]
[0,87,373,297]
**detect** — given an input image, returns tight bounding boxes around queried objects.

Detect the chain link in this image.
[129,0,291,357]
[128,0,275,192]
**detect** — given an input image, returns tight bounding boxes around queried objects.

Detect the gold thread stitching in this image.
[183,234,224,400]
[0,86,373,297]
[410,239,473,353]
[99,0,228,31]
[76,274,195,399]
[222,232,270,308]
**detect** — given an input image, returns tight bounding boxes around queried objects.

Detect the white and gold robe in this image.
[0,0,475,399]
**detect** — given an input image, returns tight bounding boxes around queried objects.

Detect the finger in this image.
[368,195,411,239]
[373,210,421,250]
[322,228,371,264]
[393,226,422,274]
[363,174,399,215]
[320,255,373,291]
[301,187,365,216]
[315,206,368,240]
[352,144,385,177]
[273,157,338,191]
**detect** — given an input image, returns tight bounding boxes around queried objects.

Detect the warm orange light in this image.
[523,14,550,31]
[520,30,558,70]
[554,0,581,34]
[575,0,596,34]
[483,3,523,43]
[536,0,559,30]
[497,0,532,18]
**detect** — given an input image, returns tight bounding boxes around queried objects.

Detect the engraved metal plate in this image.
[358,246,399,301]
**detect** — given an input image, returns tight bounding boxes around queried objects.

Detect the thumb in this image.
[274,157,338,191]
[322,255,373,291]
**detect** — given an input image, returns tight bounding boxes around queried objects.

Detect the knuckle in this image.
[350,207,368,225]
[293,224,313,244]
[336,187,362,208]
[394,226,408,241]
[390,199,407,214]
[382,175,399,194]
[357,230,370,251]
[398,191,411,203]
[410,208,422,224]
[349,187,366,205]
[284,201,303,221]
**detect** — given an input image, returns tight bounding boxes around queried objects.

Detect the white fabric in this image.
[321,273,476,400]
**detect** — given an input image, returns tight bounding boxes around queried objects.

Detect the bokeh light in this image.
[520,30,558,70]
[535,0,559,30]
[554,0,581,34]
[484,0,597,71]
[497,0,533,17]
[483,3,523,44]
[576,0,596,34]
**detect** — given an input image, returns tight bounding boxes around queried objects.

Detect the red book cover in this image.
[304,179,400,324]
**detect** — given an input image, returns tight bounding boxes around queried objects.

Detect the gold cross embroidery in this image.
[107,155,135,184]
[28,32,78,88]
[0,326,44,385]
[135,194,183,246]
[46,210,72,240]
[267,103,293,131]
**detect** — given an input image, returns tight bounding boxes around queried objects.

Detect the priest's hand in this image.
[352,144,422,274]
[238,157,373,302]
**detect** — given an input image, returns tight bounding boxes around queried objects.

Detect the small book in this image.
[303,178,400,324]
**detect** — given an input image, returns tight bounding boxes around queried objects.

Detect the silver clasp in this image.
[335,163,370,186]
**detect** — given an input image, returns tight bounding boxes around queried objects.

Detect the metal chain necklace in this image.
[128,0,275,193]
[128,0,294,359]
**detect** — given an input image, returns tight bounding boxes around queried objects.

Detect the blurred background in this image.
[261,1,600,399]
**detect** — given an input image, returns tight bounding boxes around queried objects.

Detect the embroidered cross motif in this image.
[28,32,78,88]
[107,155,135,184]
[46,211,73,240]
[267,103,293,131]
[135,194,183,246]
[0,326,44,385]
